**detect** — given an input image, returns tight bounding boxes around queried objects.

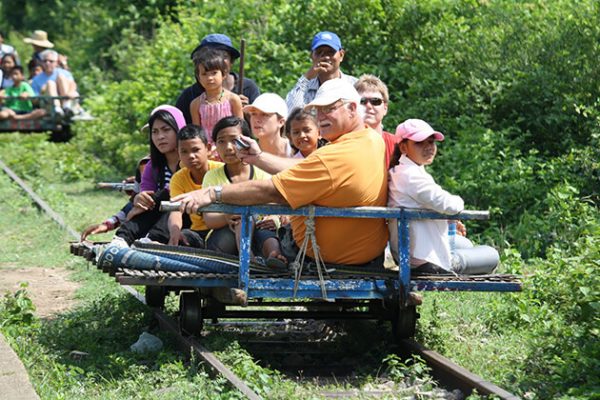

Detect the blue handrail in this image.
[161,202,489,303]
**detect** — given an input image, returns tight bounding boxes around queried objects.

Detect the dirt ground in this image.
[0,267,80,318]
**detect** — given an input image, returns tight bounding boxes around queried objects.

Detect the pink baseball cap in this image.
[395,119,444,142]
[150,105,186,131]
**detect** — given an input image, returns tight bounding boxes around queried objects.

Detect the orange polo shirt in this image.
[272,127,388,265]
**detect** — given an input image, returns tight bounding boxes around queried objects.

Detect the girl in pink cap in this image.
[387,118,499,275]
[111,105,188,246]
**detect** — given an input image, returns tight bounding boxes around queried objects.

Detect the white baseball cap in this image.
[243,93,288,118]
[304,78,361,109]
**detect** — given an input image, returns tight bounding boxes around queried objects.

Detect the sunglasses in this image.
[360,97,384,106]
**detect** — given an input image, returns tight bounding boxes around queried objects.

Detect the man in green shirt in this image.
[0,66,46,120]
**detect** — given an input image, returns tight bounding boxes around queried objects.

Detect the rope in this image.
[291,206,328,298]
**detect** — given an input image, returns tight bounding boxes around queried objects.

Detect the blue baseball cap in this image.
[190,33,240,60]
[311,31,342,52]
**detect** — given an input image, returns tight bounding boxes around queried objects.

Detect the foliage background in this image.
[1,0,599,398]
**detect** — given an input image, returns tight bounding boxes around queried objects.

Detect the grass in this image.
[5,134,589,399]
[1,137,425,399]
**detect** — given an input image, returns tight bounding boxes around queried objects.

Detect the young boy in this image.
[0,66,46,120]
[168,124,223,247]
[201,116,287,268]
[387,119,499,274]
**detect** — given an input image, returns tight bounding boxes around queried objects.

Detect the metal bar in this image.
[0,158,80,240]
[398,212,411,304]
[116,276,521,295]
[400,339,520,400]
[238,213,252,293]
[214,310,387,320]
[160,201,489,221]
[96,182,136,192]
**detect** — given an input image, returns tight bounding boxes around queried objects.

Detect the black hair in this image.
[388,140,409,170]
[285,107,327,154]
[212,116,251,143]
[148,109,179,189]
[177,124,208,145]
[1,53,17,70]
[27,58,42,77]
[285,107,316,136]
[193,47,230,77]
[10,65,24,75]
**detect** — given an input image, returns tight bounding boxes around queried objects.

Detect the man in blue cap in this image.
[176,33,261,123]
[285,31,357,113]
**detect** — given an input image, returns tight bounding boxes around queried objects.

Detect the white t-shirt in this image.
[387,154,464,270]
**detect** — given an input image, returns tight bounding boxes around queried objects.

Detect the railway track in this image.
[2,157,520,399]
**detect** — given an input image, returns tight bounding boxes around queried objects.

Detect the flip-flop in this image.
[266,256,288,271]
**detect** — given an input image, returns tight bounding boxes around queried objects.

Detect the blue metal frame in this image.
[165,203,520,305]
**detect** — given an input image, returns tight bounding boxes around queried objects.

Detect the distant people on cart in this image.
[0,31,20,65]
[1,53,18,89]
[189,47,244,159]
[244,93,293,158]
[285,31,357,112]
[80,156,150,241]
[23,30,54,64]
[30,50,78,115]
[110,105,187,247]
[355,74,399,169]
[387,119,499,275]
[176,33,260,123]
[199,116,286,268]
[285,107,326,159]
[173,79,389,267]
[0,66,46,121]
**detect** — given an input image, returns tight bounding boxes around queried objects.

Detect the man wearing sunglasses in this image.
[355,74,399,169]
[174,79,388,267]
[285,31,357,113]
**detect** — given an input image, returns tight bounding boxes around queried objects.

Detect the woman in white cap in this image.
[243,93,293,158]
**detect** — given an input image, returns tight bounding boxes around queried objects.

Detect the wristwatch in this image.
[213,185,223,203]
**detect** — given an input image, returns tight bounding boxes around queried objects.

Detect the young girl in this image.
[1,53,17,88]
[387,118,499,275]
[202,116,286,268]
[243,93,293,157]
[190,47,243,159]
[112,105,187,246]
[285,107,326,158]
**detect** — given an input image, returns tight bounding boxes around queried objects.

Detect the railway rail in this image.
[2,156,521,399]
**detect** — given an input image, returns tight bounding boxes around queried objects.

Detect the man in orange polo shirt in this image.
[173,79,389,266]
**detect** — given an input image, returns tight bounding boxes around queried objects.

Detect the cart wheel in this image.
[145,286,166,308]
[391,305,418,340]
[179,291,203,336]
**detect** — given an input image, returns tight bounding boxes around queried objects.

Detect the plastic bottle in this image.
[448,221,457,256]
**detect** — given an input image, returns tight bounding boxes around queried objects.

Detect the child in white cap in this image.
[387,119,499,274]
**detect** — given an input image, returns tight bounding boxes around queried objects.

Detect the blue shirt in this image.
[31,68,74,94]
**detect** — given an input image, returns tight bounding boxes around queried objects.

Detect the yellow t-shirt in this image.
[170,160,223,231]
[202,164,271,187]
[272,127,389,265]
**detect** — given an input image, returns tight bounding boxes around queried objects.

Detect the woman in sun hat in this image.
[23,30,54,63]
